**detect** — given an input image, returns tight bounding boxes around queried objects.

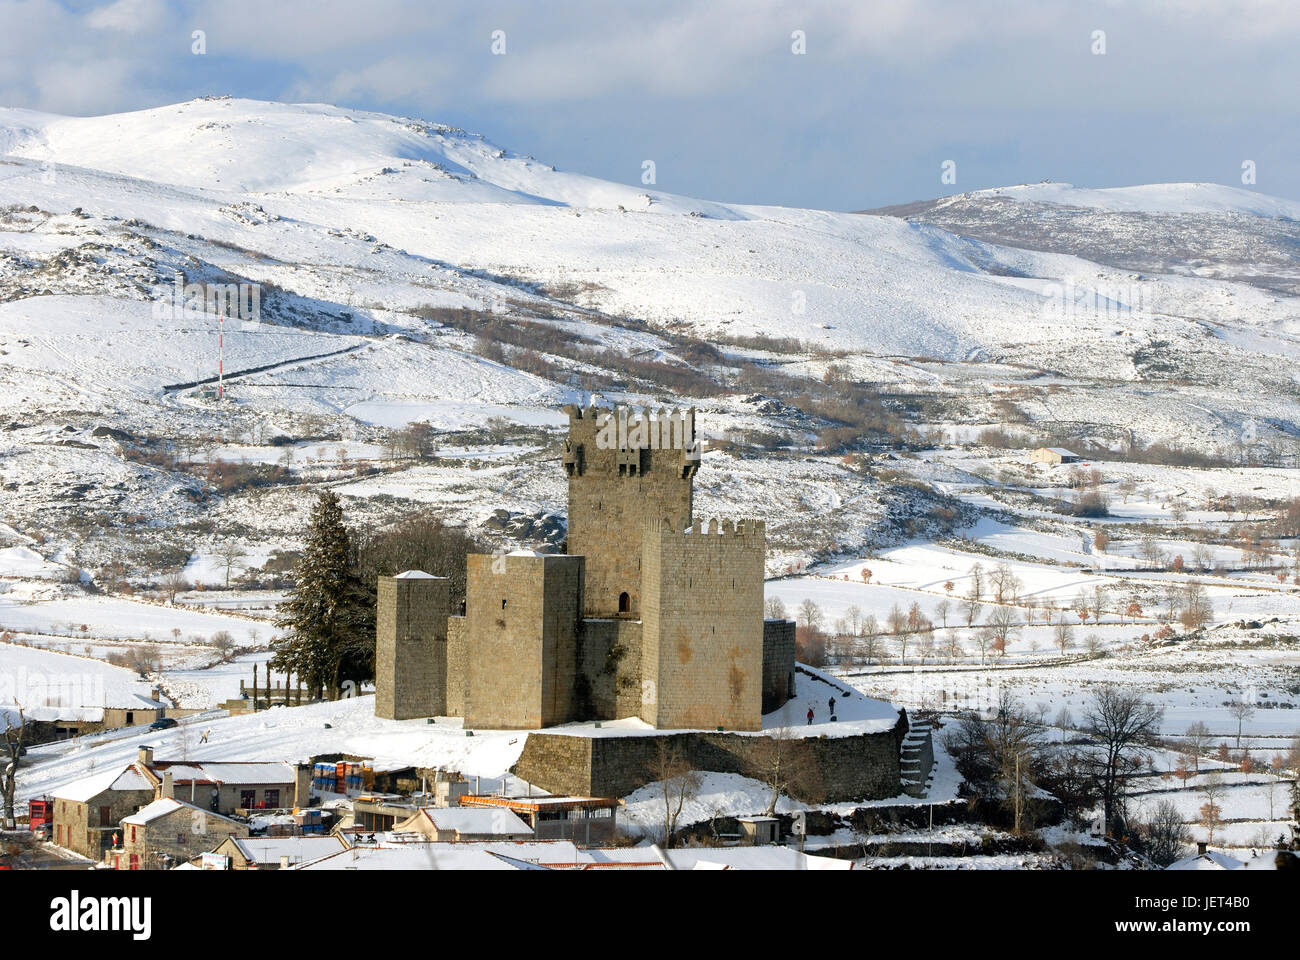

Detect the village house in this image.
[458,795,621,844]
[20,689,168,743]
[111,788,247,870]
[49,765,155,860]
[1031,446,1081,465]
[208,834,349,870]
[48,748,311,859]
[135,746,311,814]
[392,806,533,842]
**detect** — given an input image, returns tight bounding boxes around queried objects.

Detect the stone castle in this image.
[375,402,796,731]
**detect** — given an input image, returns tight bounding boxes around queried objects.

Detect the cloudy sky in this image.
[2,0,1297,209]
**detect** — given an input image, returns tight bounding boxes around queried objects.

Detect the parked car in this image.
[148,717,178,731]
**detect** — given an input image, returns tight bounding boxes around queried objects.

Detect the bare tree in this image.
[1053,613,1074,656]
[844,604,864,636]
[750,713,824,816]
[1054,706,1074,743]
[1184,721,1210,773]
[161,571,190,603]
[1228,696,1256,751]
[2,704,27,829]
[764,596,786,620]
[1179,582,1213,631]
[214,541,245,590]
[796,598,823,632]
[1083,686,1164,836]
[652,740,702,847]
[934,599,950,631]
[1141,799,1191,866]
[985,606,1021,658]
[1200,772,1226,846]
[210,630,237,662]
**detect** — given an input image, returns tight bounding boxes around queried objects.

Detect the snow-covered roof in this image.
[15,705,105,723]
[659,847,853,870]
[153,761,298,785]
[227,835,347,864]
[105,693,167,710]
[293,844,524,870]
[122,796,241,826]
[50,764,151,802]
[394,570,438,579]
[1038,447,1078,457]
[1166,851,1244,871]
[413,807,532,835]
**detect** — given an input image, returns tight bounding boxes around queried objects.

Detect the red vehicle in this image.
[28,798,53,838]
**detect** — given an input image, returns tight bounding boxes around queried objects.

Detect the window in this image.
[125,711,134,724]
[618,592,630,614]
[240,790,256,809]
[99,805,111,827]
[264,789,280,808]
[129,854,138,871]
[130,825,136,843]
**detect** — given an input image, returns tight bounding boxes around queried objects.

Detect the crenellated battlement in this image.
[565,402,697,450]
[644,516,765,539]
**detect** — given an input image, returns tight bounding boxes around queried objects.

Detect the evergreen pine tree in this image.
[272,490,372,697]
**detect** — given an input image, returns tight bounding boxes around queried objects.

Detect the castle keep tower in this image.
[561,403,700,619]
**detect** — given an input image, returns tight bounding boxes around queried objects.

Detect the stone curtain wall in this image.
[576,618,644,720]
[514,711,908,803]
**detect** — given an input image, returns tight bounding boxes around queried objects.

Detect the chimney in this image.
[1197,841,1208,856]
[161,772,174,799]
[150,686,161,703]
[138,746,154,767]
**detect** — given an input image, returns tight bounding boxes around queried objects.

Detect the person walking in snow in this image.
[828,696,836,716]
[807,706,814,725]
[199,729,211,744]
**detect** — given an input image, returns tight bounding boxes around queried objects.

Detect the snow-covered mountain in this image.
[0,96,1297,577]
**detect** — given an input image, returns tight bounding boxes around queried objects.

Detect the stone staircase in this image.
[900,721,935,798]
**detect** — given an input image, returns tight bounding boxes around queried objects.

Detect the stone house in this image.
[111,790,247,870]
[136,746,311,813]
[49,764,156,860]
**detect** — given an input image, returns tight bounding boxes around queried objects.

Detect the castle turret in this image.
[374,571,450,720]
[638,516,766,731]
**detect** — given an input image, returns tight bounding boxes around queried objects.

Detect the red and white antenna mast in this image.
[218,311,224,399]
